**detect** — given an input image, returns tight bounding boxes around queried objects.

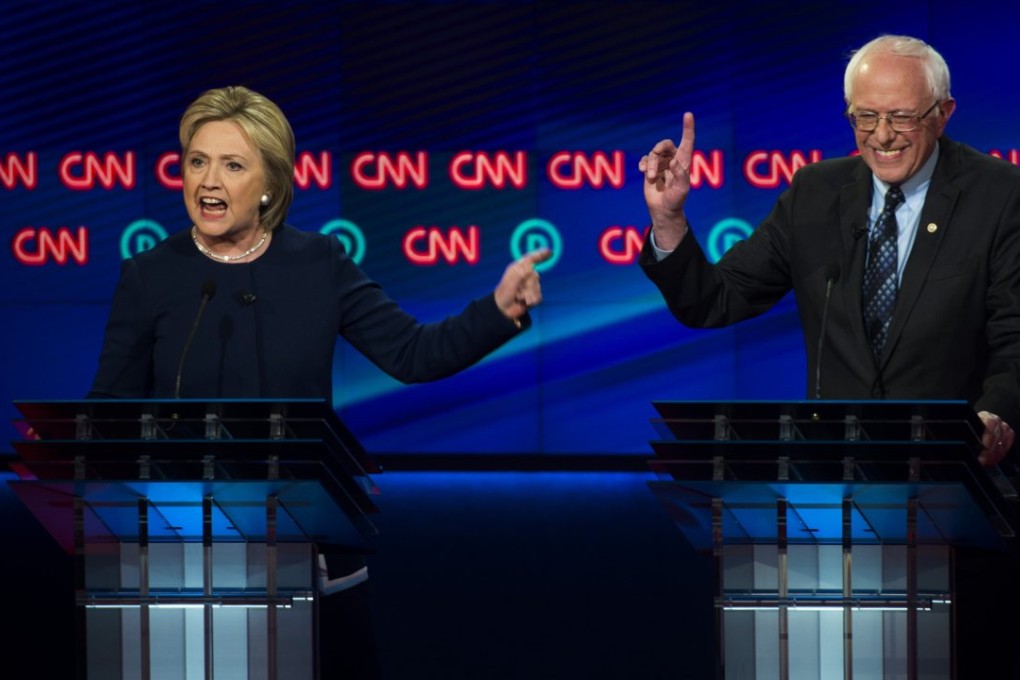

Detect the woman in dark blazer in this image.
[88,85,550,679]
[89,86,548,402]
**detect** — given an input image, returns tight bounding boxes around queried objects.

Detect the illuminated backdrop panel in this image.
[3,1,1018,456]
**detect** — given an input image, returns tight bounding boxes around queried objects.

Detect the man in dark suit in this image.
[639,34,1020,465]
[638,34,1020,676]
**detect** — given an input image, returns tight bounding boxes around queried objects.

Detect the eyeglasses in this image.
[847,102,941,133]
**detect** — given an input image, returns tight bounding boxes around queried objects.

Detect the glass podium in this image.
[7,398,379,680]
[647,400,1018,680]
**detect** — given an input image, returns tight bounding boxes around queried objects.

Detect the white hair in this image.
[844,34,951,103]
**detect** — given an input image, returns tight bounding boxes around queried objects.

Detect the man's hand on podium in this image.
[978,411,1015,467]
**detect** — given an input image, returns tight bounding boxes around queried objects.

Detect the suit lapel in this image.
[883,139,960,365]
[839,165,874,360]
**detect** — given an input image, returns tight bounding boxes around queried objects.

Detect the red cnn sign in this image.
[547,151,624,189]
[599,226,647,264]
[449,151,527,189]
[989,149,1020,166]
[156,152,182,189]
[294,151,333,189]
[403,226,480,265]
[352,152,428,189]
[59,152,136,190]
[744,150,823,189]
[13,227,89,265]
[0,152,38,190]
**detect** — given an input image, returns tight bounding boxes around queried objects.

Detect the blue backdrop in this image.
[3,0,1019,457]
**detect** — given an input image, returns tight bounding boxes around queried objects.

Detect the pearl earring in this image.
[260,194,270,206]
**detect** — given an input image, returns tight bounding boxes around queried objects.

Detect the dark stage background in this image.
[2,1,1018,677]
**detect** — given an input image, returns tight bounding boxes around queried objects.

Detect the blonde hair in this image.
[179,86,294,231]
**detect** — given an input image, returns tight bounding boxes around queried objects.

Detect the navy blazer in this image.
[89,225,524,399]
[642,136,1020,428]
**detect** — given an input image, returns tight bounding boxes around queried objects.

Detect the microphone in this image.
[174,279,217,399]
[814,264,840,399]
[238,290,257,305]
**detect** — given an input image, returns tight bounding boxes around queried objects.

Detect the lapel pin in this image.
[927,223,938,233]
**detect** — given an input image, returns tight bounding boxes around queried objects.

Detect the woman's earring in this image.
[260,194,270,206]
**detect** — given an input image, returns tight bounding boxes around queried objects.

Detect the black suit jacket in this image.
[89,224,524,399]
[641,136,1020,427]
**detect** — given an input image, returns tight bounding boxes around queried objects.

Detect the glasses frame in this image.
[846,101,941,133]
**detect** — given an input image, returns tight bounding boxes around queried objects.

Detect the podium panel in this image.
[6,398,378,680]
[647,400,1017,680]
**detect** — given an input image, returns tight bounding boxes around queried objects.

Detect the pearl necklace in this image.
[191,226,269,262]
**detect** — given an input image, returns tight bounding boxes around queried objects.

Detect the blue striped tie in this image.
[862,185,905,358]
